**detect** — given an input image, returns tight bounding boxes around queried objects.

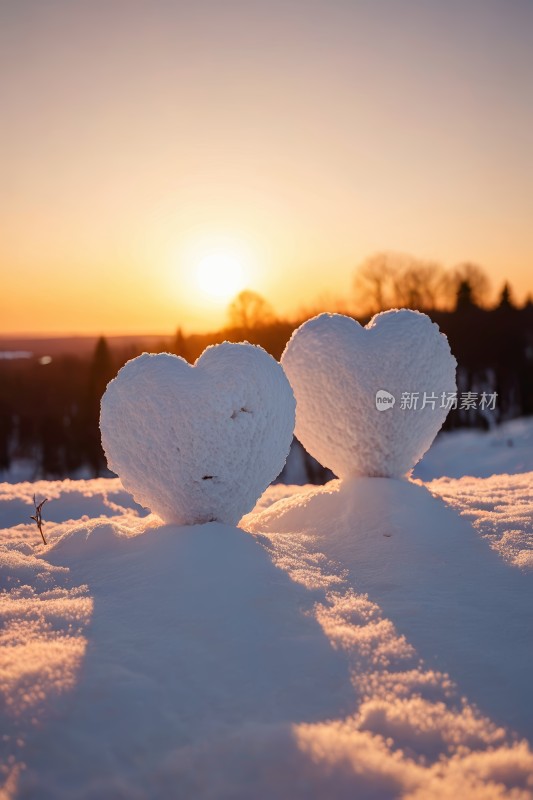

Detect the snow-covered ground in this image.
[413,417,533,480]
[1,421,533,799]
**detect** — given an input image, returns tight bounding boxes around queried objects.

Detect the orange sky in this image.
[1,0,532,335]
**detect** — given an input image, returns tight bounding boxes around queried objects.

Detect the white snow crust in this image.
[2,460,533,798]
[100,343,295,526]
[281,310,457,479]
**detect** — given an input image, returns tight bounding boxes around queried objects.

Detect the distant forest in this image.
[1,255,532,481]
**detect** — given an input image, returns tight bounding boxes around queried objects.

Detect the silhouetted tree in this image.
[171,327,190,361]
[497,282,515,310]
[88,337,114,398]
[40,414,65,477]
[455,279,476,311]
[451,263,491,307]
[227,290,275,330]
[395,260,450,311]
[84,337,115,475]
[0,399,11,472]
[352,252,451,315]
[352,253,401,315]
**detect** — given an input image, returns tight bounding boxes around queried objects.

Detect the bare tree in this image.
[227,290,276,330]
[352,253,402,315]
[395,259,451,310]
[353,252,450,315]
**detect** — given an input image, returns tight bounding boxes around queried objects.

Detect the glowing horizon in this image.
[2,1,533,336]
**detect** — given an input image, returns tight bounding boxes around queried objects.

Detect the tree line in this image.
[1,255,532,480]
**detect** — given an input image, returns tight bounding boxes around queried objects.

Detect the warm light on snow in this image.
[1,419,533,797]
[1,459,533,797]
[281,310,457,479]
[100,344,295,525]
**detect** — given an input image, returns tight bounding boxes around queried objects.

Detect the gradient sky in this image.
[1,0,532,334]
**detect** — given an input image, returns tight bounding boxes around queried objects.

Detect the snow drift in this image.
[1,465,533,799]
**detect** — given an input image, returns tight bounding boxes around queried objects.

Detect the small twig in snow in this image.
[31,495,48,546]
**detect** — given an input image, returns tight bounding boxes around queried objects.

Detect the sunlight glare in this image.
[195,252,246,301]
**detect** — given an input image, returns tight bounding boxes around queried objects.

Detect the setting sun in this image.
[195,253,247,302]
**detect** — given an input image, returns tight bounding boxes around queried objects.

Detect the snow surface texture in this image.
[428,471,533,570]
[281,310,457,478]
[414,417,533,480]
[1,459,533,798]
[100,344,295,525]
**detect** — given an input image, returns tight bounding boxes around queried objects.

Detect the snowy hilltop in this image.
[1,463,532,799]
[1,313,532,799]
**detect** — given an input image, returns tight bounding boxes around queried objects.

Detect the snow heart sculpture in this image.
[281,310,457,479]
[100,343,295,525]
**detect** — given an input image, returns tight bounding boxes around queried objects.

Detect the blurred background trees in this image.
[227,290,276,331]
[452,262,491,308]
[1,254,532,481]
[352,253,451,315]
[352,253,495,316]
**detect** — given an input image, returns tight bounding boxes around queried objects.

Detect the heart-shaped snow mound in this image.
[281,310,456,478]
[100,343,295,525]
